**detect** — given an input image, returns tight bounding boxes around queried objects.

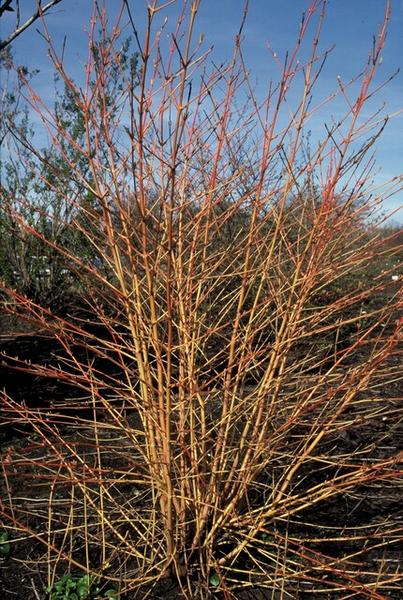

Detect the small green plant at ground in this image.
[47,572,119,600]
[0,530,11,557]
[209,572,221,588]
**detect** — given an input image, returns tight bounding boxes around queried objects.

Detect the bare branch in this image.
[0,0,14,17]
[0,0,63,51]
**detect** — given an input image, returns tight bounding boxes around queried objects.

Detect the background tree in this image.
[0,35,139,305]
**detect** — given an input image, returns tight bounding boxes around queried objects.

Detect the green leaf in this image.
[209,572,220,587]
[76,575,90,599]
[66,577,77,589]
[0,531,11,556]
[0,541,10,556]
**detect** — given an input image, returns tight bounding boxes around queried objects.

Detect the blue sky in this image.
[1,0,402,221]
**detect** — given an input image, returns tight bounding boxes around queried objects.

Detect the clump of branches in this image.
[1,1,402,598]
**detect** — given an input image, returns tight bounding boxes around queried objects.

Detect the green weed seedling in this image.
[209,572,220,588]
[47,573,91,600]
[0,531,11,557]
[47,572,119,600]
[103,590,119,600]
